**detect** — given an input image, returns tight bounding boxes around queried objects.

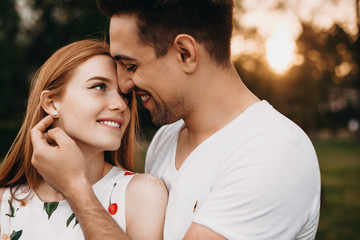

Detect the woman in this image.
[0,39,167,240]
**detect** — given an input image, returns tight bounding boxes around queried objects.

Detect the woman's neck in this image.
[36,150,112,202]
[83,151,113,185]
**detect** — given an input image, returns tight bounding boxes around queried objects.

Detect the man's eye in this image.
[126,65,137,73]
[91,83,106,90]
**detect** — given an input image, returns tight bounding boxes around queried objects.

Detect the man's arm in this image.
[184,223,227,240]
[66,179,131,240]
[31,116,129,239]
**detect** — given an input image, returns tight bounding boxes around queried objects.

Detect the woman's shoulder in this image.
[125,173,168,209]
[109,167,168,201]
[127,173,168,197]
[125,174,168,239]
[126,173,168,207]
[0,187,6,202]
[0,186,31,203]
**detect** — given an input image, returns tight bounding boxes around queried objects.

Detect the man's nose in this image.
[117,68,135,94]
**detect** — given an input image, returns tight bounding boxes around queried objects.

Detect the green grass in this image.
[314,139,360,240]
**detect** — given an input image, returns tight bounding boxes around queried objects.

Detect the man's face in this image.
[109,14,188,126]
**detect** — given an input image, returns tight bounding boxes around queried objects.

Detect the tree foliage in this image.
[0,0,359,140]
[234,22,359,137]
[0,0,109,119]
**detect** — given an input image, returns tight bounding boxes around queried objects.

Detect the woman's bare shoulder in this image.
[127,173,168,198]
[125,174,168,239]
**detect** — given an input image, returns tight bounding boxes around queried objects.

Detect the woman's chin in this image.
[105,143,121,152]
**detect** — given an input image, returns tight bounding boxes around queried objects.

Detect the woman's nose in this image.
[110,92,128,112]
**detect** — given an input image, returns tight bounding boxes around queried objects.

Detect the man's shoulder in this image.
[145,120,184,175]
[149,120,184,149]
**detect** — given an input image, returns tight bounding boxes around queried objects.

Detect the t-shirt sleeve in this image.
[192,139,320,240]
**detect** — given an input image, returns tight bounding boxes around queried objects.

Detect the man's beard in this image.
[150,96,187,126]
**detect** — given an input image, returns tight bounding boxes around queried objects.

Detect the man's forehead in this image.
[109,14,138,34]
[109,16,141,55]
[109,39,137,61]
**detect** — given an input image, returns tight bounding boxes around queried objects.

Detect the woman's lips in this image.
[97,117,124,131]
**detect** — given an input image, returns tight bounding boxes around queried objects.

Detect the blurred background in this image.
[0,0,359,239]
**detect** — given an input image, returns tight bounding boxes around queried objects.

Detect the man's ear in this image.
[40,90,59,118]
[173,34,198,73]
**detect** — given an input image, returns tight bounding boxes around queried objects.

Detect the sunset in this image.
[231,0,358,75]
[265,23,297,74]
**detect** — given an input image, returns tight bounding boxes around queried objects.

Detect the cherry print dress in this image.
[0,167,135,240]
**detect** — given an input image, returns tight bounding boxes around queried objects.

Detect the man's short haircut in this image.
[97,0,234,66]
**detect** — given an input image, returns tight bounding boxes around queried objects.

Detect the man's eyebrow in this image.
[112,54,137,62]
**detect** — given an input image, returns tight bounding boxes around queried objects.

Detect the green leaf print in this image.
[66,213,79,228]
[66,213,75,227]
[43,202,59,219]
[6,200,16,217]
[10,230,22,240]
[74,218,79,228]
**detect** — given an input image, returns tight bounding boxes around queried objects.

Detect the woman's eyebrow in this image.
[87,76,112,82]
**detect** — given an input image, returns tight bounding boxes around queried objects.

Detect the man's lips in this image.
[137,93,151,105]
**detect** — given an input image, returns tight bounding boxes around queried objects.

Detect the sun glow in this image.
[265,26,297,74]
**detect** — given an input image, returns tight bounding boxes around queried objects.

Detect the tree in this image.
[0,0,109,120]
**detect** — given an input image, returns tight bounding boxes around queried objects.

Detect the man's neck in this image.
[175,65,259,169]
[183,65,259,145]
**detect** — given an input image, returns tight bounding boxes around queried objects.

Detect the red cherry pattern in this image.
[108,203,118,215]
[124,171,136,176]
[107,171,135,216]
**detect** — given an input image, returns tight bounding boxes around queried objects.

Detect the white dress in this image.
[0,166,135,240]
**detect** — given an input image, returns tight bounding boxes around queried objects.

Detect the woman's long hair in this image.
[0,39,138,199]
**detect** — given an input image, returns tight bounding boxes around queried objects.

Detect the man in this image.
[31,0,321,239]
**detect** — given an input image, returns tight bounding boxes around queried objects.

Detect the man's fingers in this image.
[33,115,54,132]
[30,115,54,146]
[43,132,56,146]
[47,127,75,148]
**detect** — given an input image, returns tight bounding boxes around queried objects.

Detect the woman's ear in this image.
[40,90,59,118]
[173,34,198,73]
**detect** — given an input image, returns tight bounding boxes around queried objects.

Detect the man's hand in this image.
[31,115,89,198]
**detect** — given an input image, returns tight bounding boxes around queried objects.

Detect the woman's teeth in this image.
[100,121,120,128]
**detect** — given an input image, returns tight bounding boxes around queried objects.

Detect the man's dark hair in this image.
[97,0,234,66]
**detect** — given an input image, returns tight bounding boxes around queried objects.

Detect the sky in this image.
[231,0,359,74]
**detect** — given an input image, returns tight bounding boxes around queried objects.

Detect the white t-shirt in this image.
[146,100,321,240]
[0,167,135,240]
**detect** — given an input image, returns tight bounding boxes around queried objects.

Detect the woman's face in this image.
[54,55,130,153]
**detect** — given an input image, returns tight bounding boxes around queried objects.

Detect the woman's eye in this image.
[91,83,106,90]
